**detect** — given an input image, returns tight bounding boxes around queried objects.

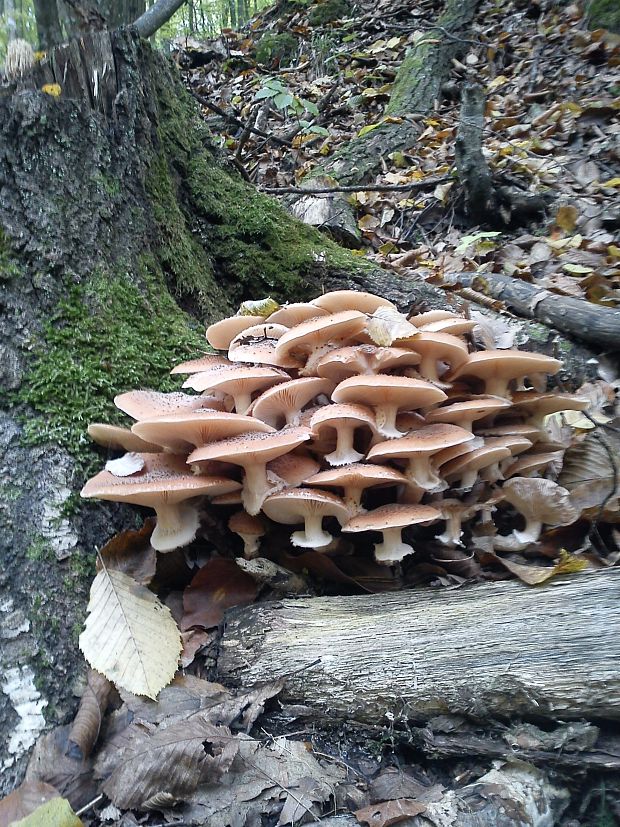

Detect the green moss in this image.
[587,0,620,31]
[17,260,205,460]
[0,228,21,282]
[26,535,55,562]
[255,32,298,66]
[308,0,351,26]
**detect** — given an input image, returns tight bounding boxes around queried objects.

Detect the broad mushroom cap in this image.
[310,403,376,466]
[262,488,349,549]
[332,375,447,438]
[81,453,241,552]
[367,423,475,491]
[494,477,578,551]
[182,365,288,414]
[87,423,162,453]
[441,444,512,490]
[131,410,274,453]
[251,377,333,428]
[115,390,220,420]
[170,354,230,374]
[274,310,367,365]
[449,351,562,398]
[206,315,264,350]
[268,302,329,326]
[509,391,589,428]
[187,426,312,515]
[305,463,408,515]
[419,318,478,336]
[425,397,512,432]
[228,511,266,559]
[398,332,470,383]
[408,310,460,326]
[228,323,302,369]
[342,503,441,565]
[311,290,396,314]
[316,345,420,384]
[503,450,564,479]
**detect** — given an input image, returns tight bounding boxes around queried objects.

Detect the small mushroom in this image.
[425,397,512,432]
[182,365,288,415]
[494,477,579,551]
[206,315,265,350]
[274,310,368,374]
[436,499,483,547]
[399,332,470,383]
[342,504,441,565]
[251,377,334,428]
[262,488,349,549]
[305,463,408,515]
[310,403,376,466]
[228,511,266,559]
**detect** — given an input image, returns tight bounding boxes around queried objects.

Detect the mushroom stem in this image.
[495,518,543,551]
[343,486,364,515]
[241,462,271,516]
[437,513,464,547]
[292,513,333,549]
[231,391,253,415]
[484,377,511,398]
[374,527,414,565]
[419,355,440,383]
[326,425,364,466]
[152,502,199,552]
[405,456,445,491]
[374,404,402,438]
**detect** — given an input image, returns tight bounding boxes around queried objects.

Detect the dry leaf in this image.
[80,568,181,699]
[96,519,157,585]
[181,558,259,630]
[0,780,59,827]
[366,306,417,346]
[355,798,427,826]
[66,670,113,761]
[554,205,578,232]
[25,725,96,811]
[559,427,620,518]
[490,550,588,585]
[8,797,82,827]
[104,452,144,476]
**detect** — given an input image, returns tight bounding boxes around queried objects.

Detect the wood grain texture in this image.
[218,569,620,723]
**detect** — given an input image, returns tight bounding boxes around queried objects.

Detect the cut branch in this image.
[260,176,450,194]
[218,570,620,724]
[133,0,187,39]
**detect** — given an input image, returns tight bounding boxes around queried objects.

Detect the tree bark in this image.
[32,0,64,50]
[218,569,620,724]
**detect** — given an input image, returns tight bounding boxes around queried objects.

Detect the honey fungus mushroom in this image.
[342,504,441,564]
[494,477,579,551]
[262,488,349,549]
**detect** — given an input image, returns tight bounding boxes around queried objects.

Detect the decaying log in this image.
[218,569,620,724]
[454,271,620,349]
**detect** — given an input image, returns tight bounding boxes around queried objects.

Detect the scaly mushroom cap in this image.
[228,323,302,369]
[228,511,266,559]
[503,451,564,478]
[206,315,265,350]
[182,365,288,414]
[251,377,334,428]
[367,424,475,490]
[316,345,420,383]
[81,453,241,552]
[310,403,376,466]
[267,452,321,487]
[397,332,470,383]
[419,318,478,336]
[268,302,328,326]
[131,410,274,453]
[449,351,562,398]
[262,488,350,549]
[408,310,460,326]
[342,503,441,564]
[494,477,579,551]
[509,391,589,427]
[305,463,408,515]
[442,444,512,490]
[115,390,220,420]
[311,290,395,314]
[425,397,512,431]
[87,423,163,453]
[274,310,367,363]
[170,354,230,375]
[332,375,447,438]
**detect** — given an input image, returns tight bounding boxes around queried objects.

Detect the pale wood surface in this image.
[218,569,620,723]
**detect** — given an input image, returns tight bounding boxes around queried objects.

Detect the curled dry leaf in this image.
[80,568,181,699]
[0,780,59,826]
[25,725,97,810]
[104,451,145,477]
[96,518,157,585]
[355,798,427,827]
[7,796,83,827]
[66,669,113,761]
[366,306,417,346]
[489,549,588,585]
[559,427,620,520]
[181,557,259,630]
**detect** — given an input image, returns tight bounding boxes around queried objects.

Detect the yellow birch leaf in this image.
[11,797,82,827]
[602,177,620,188]
[554,205,578,232]
[79,568,181,699]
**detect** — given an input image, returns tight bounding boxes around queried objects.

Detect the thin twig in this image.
[259,175,450,195]
[75,794,104,817]
[191,90,293,148]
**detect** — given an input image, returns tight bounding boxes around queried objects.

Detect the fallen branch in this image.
[260,176,450,195]
[133,0,187,39]
[191,92,293,148]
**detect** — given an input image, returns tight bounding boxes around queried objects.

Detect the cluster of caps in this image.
[82,290,587,565]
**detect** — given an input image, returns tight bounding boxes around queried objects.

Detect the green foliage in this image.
[255,32,298,66]
[587,0,620,31]
[308,0,351,26]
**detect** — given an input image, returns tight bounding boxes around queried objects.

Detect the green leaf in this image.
[302,98,319,116]
[254,86,277,100]
[309,125,330,136]
[456,231,502,253]
[273,92,294,109]
[11,797,83,827]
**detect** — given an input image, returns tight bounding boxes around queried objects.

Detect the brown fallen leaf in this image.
[66,669,113,761]
[7,796,83,827]
[489,549,588,585]
[355,798,427,826]
[0,780,59,827]
[180,629,214,667]
[96,518,157,585]
[25,725,97,810]
[181,557,259,630]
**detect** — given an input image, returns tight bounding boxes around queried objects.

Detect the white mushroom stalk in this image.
[151,502,200,552]
[373,528,415,564]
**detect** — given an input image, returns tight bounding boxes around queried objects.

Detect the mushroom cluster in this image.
[82,290,587,565]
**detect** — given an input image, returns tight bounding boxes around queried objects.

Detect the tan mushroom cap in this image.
[267,452,321,487]
[228,511,266,559]
[368,423,475,490]
[211,490,243,506]
[316,345,420,383]
[342,503,441,564]
[425,397,512,431]
[305,463,408,514]
[475,423,542,443]
[310,402,376,466]
[206,315,265,350]
[274,310,367,363]
[311,290,396,314]
[398,332,470,383]
[449,351,562,398]
[251,377,334,428]
[419,318,478,336]
[268,303,329,326]
[131,410,274,453]
[504,451,564,478]
[188,427,313,515]
[170,354,230,375]
[228,323,302,369]
[483,435,533,456]
[115,390,221,421]
[442,444,512,489]
[332,375,447,438]
[81,453,241,552]
[408,310,459,326]
[262,488,350,549]
[509,391,589,427]
[87,423,163,453]
[182,365,288,414]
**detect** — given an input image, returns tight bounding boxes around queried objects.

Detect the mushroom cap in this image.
[342,503,441,533]
[449,350,562,384]
[408,310,459,326]
[316,345,420,383]
[483,435,533,456]
[509,391,589,418]
[251,377,334,427]
[170,354,230,374]
[504,451,564,478]
[310,402,376,431]
[206,315,265,350]
[262,487,350,526]
[131,410,274,453]
[87,423,163,453]
[367,424,475,461]
[274,310,367,360]
[398,332,470,369]
[267,452,321,486]
[187,426,313,467]
[80,453,241,507]
[419,318,478,335]
[502,477,578,525]
[228,510,265,537]
[475,423,542,442]
[182,365,288,396]
[211,490,244,506]
[306,463,408,491]
[268,303,329,326]
[228,323,302,369]
[441,444,512,481]
[426,397,512,427]
[311,290,395,314]
[331,375,447,411]
[114,390,217,421]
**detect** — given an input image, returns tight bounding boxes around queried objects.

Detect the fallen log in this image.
[218,569,620,724]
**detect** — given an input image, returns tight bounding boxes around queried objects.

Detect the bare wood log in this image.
[455,82,498,223]
[218,569,620,724]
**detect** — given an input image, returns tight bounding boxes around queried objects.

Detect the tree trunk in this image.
[32,0,64,49]
[5,0,16,39]
[218,569,620,724]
